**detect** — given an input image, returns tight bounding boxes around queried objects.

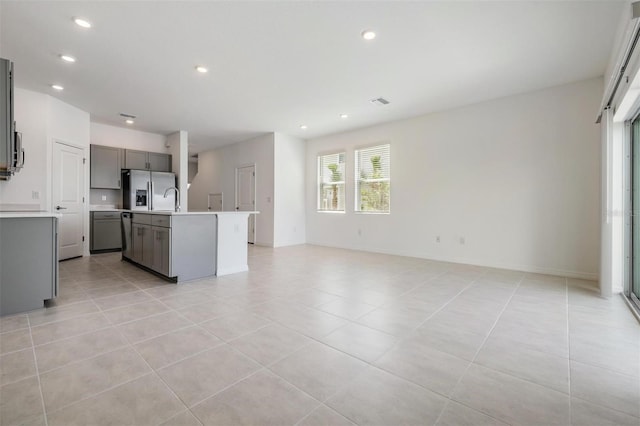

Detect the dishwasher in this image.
[90,211,122,253]
[121,211,132,260]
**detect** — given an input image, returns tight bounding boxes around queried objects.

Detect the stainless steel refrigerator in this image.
[122,169,176,211]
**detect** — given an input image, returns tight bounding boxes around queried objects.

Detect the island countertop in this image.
[128,210,260,216]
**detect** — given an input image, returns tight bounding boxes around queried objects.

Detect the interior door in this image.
[236,165,255,244]
[208,193,223,211]
[52,141,84,260]
[632,119,640,304]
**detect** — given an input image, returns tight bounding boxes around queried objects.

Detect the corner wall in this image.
[305,78,603,279]
[274,133,306,247]
[189,134,275,246]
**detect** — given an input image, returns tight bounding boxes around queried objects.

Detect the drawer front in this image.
[151,215,171,228]
[93,211,120,220]
[132,213,152,225]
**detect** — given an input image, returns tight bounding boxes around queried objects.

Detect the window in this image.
[318,152,346,212]
[355,144,390,213]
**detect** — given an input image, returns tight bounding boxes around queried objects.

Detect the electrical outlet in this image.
[31,191,39,200]
[460,237,465,244]
[101,195,107,201]
[357,228,362,236]
[436,236,440,243]
[234,224,239,232]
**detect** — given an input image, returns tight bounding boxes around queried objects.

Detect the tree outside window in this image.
[356,144,390,213]
[318,152,345,212]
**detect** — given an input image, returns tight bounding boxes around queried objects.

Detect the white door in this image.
[52,141,84,260]
[208,193,223,211]
[236,165,255,244]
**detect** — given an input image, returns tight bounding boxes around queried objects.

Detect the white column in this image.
[167,131,189,211]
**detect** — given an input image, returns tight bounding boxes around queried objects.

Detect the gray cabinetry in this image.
[149,152,171,172]
[122,213,216,282]
[0,217,58,315]
[152,226,171,276]
[90,145,122,189]
[125,149,148,170]
[90,211,122,253]
[131,213,153,267]
[125,149,171,172]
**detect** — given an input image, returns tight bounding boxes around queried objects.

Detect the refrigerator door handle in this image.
[150,181,154,211]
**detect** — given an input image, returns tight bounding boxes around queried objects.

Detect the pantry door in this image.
[52,141,85,260]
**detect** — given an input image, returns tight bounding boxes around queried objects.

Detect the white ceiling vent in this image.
[370,97,390,106]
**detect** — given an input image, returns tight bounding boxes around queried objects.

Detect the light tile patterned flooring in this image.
[1,245,639,426]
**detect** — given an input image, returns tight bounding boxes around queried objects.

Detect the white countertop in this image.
[0,212,62,219]
[129,210,260,216]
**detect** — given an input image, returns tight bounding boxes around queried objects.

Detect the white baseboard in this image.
[304,240,599,282]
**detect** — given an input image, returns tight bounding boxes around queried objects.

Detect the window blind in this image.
[318,152,345,211]
[355,144,390,213]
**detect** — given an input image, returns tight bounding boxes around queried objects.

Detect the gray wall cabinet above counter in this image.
[90,144,172,189]
[125,149,171,172]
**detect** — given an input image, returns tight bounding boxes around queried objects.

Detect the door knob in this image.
[55,206,67,210]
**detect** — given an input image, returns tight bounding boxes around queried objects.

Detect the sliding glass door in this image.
[631,118,640,305]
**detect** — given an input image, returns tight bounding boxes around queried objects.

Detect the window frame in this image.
[317,151,346,213]
[354,143,391,214]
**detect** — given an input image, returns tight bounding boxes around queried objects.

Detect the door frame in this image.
[51,139,88,258]
[625,116,640,310]
[235,163,256,244]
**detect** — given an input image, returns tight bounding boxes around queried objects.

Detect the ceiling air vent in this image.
[119,112,136,119]
[370,97,390,106]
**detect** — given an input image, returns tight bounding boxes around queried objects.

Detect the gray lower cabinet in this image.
[123,213,216,282]
[0,217,58,315]
[90,211,122,253]
[151,226,171,276]
[131,222,153,268]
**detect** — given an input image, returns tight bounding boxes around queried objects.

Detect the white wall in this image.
[306,78,603,280]
[0,89,49,210]
[90,122,168,153]
[0,88,91,253]
[189,134,275,246]
[273,133,306,247]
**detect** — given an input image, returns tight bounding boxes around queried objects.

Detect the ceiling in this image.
[0,1,626,153]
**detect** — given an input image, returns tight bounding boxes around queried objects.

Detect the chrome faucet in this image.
[163,187,180,212]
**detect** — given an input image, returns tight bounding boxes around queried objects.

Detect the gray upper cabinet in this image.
[149,152,171,172]
[90,145,122,189]
[125,149,171,172]
[124,149,149,170]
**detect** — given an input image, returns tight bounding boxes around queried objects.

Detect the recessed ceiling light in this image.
[361,30,376,40]
[60,54,76,63]
[300,125,308,130]
[51,84,64,91]
[125,119,134,125]
[340,114,349,119]
[195,66,208,73]
[73,17,92,28]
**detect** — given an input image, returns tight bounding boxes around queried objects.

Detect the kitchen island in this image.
[122,210,258,282]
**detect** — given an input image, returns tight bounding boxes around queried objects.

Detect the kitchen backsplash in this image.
[90,189,121,207]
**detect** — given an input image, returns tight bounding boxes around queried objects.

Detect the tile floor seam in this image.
[569,394,640,421]
[440,272,526,424]
[35,343,133,376]
[108,324,197,426]
[31,324,114,349]
[26,315,49,426]
[42,371,158,419]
